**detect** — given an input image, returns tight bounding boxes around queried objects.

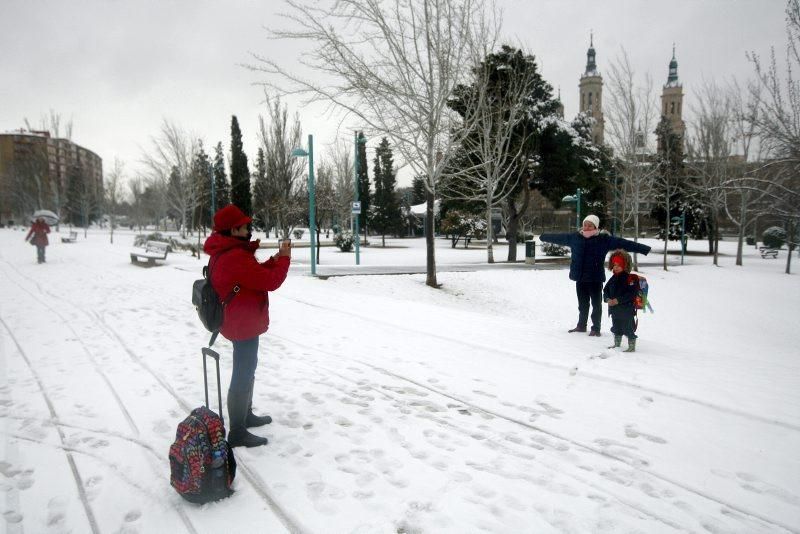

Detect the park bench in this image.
[130,240,170,267]
[61,231,78,243]
[759,246,779,259]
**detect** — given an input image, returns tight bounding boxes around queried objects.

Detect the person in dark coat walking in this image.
[203,204,291,448]
[540,215,651,336]
[603,249,638,352]
[25,217,51,264]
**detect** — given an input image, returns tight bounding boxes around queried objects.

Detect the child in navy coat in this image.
[603,249,638,352]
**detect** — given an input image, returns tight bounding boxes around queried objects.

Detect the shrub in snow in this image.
[542,243,569,256]
[440,210,486,247]
[293,229,305,239]
[762,226,786,249]
[746,236,755,246]
[335,231,354,252]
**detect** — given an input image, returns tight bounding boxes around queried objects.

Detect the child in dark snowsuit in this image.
[603,249,638,352]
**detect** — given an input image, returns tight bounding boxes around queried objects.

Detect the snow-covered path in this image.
[1,229,798,533]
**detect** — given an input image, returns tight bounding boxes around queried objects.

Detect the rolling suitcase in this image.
[169,347,237,503]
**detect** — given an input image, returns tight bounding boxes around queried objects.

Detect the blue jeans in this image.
[230,337,259,394]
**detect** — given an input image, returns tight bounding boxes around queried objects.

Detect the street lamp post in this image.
[353,132,361,265]
[561,187,582,230]
[292,134,316,276]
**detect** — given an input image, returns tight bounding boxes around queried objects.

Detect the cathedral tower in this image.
[578,34,604,145]
[660,45,685,140]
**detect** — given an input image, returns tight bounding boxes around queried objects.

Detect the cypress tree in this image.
[213,142,229,210]
[252,147,269,231]
[411,176,426,205]
[229,115,252,215]
[357,131,370,239]
[193,142,212,229]
[371,137,402,246]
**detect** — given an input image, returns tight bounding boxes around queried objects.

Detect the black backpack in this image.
[192,251,239,346]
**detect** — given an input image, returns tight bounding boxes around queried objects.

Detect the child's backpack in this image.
[192,251,239,346]
[169,348,236,504]
[627,272,653,313]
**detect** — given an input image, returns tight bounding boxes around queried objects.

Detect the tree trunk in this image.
[663,196,670,271]
[316,227,321,264]
[786,221,795,275]
[736,195,746,266]
[425,190,437,288]
[486,203,494,264]
[712,211,719,266]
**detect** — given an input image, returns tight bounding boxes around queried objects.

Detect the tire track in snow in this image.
[277,293,800,433]
[0,316,101,534]
[0,259,202,534]
[0,259,306,534]
[273,332,799,534]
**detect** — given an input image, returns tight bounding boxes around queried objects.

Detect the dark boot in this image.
[227,389,268,448]
[588,329,601,337]
[246,379,272,428]
[568,326,587,333]
[623,338,636,353]
[608,336,622,349]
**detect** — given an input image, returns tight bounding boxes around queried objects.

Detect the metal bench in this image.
[130,240,170,267]
[759,246,779,259]
[61,231,78,243]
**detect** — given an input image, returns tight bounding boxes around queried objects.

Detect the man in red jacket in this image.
[203,204,291,448]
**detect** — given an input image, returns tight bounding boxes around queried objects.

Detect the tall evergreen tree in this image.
[356,131,370,239]
[411,176,426,205]
[229,115,252,215]
[192,142,212,229]
[371,137,402,246]
[252,147,270,231]
[213,142,230,210]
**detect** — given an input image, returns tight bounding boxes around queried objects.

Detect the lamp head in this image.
[291,148,309,157]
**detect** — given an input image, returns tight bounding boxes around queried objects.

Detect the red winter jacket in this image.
[26,221,50,247]
[203,233,290,341]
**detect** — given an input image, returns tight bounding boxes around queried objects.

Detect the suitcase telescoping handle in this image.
[201,347,225,427]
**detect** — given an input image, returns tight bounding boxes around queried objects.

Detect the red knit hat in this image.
[213,204,251,232]
[610,255,626,269]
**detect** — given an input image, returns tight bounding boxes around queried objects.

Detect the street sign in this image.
[352,201,361,214]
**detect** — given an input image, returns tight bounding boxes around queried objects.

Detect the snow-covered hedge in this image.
[762,226,786,249]
[542,243,569,256]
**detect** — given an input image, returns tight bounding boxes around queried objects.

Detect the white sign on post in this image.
[352,201,361,214]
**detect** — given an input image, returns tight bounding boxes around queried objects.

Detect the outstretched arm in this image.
[539,233,574,247]
[609,236,651,256]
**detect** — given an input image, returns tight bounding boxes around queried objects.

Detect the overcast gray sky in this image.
[0,0,787,189]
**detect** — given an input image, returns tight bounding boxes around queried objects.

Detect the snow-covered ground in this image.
[1,227,798,534]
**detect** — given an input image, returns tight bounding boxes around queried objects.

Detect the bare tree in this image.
[604,48,658,255]
[252,0,498,287]
[24,110,73,140]
[142,120,198,237]
[330,139,355,232]
[105,158,125,244]
[724,79,769,265]
[129,177,146,231]
[259,95,306,238]
[686,81,733,266]
[747,0,800,273]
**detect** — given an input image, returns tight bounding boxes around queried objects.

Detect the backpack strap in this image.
[206,249,241,347]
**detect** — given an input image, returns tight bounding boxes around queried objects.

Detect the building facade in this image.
[0,130,103,225]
